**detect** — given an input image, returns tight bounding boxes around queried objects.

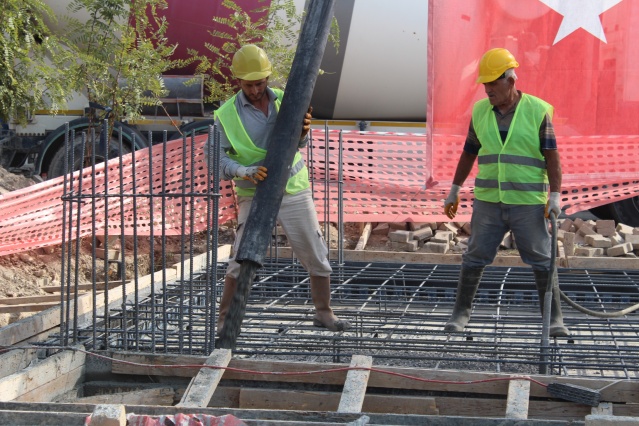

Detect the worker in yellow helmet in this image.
[443,48,569,337]
[207,44,351,334]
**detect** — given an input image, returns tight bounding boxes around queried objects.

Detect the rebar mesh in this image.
[54,124,639,379]
[69,258,639,378]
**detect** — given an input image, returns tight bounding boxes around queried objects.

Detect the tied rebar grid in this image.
[56,123,639,378]
[76,259,639,378]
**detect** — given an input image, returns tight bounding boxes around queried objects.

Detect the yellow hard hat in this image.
[231,44,272,80]
[476,48,519,83]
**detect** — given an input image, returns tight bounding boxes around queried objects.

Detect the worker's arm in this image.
[444,151,477,219]
[298,106,313,148]
[543,149,562,193]
[214,119,268,183]
[452,151,477,187]
[543,148,562,217]
[540,113,562,217]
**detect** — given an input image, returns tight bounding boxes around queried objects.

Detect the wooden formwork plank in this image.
[239,388,439,415]
[0,302,59,313]
[40,281,125,294]
[505,379,530,420]
[172,245,232,276]
[355,223,372,250]
[337,355,372,414]
[76,387,175,405]
[109,353,639,404]
[16,363,84,403]
[0,348,38,380]
[274,247,529,268]
[0,268,176,346]
[0,346,85,402]
[176,349,232,408]
[566,256,639,270]
[0,295,69,305]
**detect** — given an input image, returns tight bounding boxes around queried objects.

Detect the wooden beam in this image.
[354,223,372,251]
[592,402,613,416]
[0,302,59,313]
[40,281,125,294]
[0,267,176,346]
[172,245,232,276]
[272,247,528,268]
[505,379,530,419]
[337,355,372,413]
[566,256,639,270]
[0,295,70,305]
[75,387,175,405]
[0,346,85,402]
[109,353,639,404]
[0,349,38,380]
[239,388,439,415]
[176,349,232,408]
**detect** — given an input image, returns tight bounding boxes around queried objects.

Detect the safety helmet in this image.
[230,44,272,80]
[476,48,519,83]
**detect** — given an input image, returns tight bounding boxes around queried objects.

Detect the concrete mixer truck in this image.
[0,0,637,225]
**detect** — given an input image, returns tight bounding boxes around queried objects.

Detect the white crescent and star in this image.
[538,0,623,44]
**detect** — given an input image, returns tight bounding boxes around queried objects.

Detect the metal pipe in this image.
[218,0,337,349]
[539,211,557,374]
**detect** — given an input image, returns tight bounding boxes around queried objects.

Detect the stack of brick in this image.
[558,219,639,258]
[384,222,472,253]
[380,219,639,258]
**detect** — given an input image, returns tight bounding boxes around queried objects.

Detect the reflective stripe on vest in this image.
[216,88,310,196]
[472,93,553,205]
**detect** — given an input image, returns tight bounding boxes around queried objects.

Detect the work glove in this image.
[300,106,313,139]
[236,166,268,184]
[545,192,561,219]
[444,184,461,219]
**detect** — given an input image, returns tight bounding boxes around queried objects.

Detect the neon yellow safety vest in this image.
[472,93,553,205]
[216,88,309,196]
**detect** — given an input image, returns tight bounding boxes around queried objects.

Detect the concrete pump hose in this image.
[550,212,639,319]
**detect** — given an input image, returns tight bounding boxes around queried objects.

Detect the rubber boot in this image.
[310,276,352,332]
[534,269,570,337]
[444,267,484,333]
[216,275,237,334]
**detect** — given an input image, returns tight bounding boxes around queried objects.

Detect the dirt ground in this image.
[0,165,453,327]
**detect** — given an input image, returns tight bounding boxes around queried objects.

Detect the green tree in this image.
[63,0,189,125]
[0,0,69,124]
[192,0,339,103]
[0,0,189,127]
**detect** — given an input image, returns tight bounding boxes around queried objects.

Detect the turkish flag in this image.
[429,0,639,213]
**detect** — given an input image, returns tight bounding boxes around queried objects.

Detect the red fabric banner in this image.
[429,0,639,208]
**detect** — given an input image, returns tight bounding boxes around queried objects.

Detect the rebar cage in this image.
[54,124,639,378]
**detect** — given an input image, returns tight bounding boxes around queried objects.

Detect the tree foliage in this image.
[63,0,189,124]
[0,0,69,123]
[191,0,340,103]
[0,0,188,126]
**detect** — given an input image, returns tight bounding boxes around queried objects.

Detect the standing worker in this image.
[207,44,351,334]
[443,48,569,337]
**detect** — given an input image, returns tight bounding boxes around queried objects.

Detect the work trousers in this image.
[462,199,552,271]
[226,188,333,278]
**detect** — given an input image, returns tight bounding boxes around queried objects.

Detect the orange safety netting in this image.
[1,129,638,257]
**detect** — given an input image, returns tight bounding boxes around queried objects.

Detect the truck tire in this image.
[42,120,146,179]
[47,134,132,179]
[588,197,639,226]
[608,196,639,227]
[168,119,217,142]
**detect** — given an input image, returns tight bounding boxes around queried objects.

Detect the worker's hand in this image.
[545,192,561,219]
[300,106,313,139]
[236,166,268,184]
[444,184,461,219]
